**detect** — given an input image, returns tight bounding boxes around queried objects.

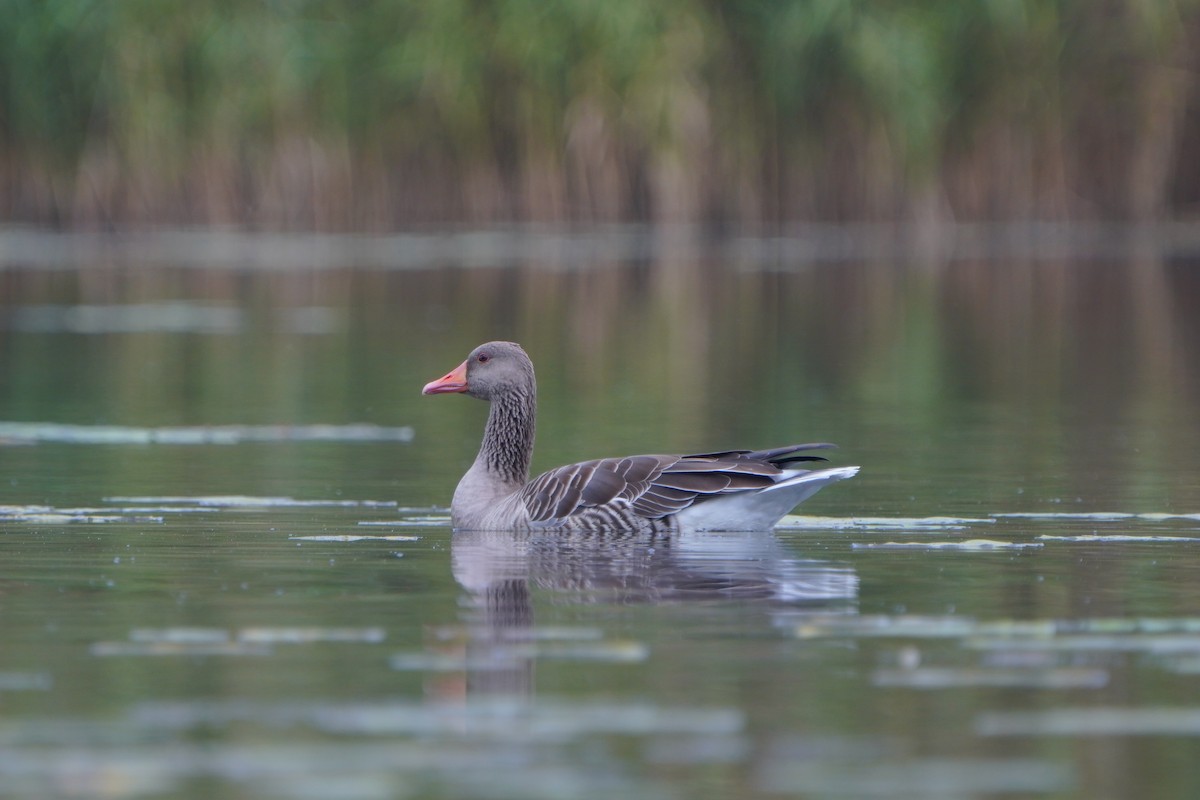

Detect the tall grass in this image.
[1,0,1197,228]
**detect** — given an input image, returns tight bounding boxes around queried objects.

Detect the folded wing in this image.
[520,443,835,523]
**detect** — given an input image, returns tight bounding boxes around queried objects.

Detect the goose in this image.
[422,341,858,532]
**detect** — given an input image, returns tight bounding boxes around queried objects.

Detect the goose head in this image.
[422,341,534,402]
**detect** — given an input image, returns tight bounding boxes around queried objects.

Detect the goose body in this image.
[423,341,858,532]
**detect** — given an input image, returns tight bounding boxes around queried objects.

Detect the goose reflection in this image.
[445,529,859,698]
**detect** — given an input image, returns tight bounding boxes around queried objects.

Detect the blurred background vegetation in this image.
[2,0,1198,230]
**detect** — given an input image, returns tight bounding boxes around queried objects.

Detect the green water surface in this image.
[1,236,1199,798]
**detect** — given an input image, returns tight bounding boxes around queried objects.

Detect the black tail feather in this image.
[772,455,830,465]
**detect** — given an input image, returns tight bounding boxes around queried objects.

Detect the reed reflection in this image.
[3,235,1197,514]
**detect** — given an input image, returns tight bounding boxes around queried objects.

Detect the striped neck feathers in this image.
[479,384,536,486]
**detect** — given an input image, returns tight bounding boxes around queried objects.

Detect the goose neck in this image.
[479,387,535,485]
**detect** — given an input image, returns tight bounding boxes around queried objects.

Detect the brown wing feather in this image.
[522,444,834,524]
[652,472,731,492]
[578,464,628,505]
[631,484,699,517]
[523,455,674,522]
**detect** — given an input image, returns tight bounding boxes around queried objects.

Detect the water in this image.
[2,229,1200,798]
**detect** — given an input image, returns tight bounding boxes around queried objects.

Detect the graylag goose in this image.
[423,341,858,532]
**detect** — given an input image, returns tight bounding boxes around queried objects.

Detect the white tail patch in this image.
[675,466,860,531]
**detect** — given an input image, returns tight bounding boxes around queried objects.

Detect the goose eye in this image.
[477,354,490,363]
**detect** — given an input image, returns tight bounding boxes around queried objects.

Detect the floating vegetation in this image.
[104,495,398,509]
[852,539,1040,551]
[792,615,1200,643]
[290,535,422,542]
[0,673,52,691]
[6,513,158,524]
[93,627,387,656]
[391,639,648,671]
[872,667,1109,690]
[1137,513,1200,523]
[1038,534,1200,543]
[995,512,1200,523]
[406,634,639,669]
[91,641,272,657]
[2,498,428,528]
[778,516,995,531]
[995,512,1141,521]
[503,626,605,642]
[0,738,652,800]
[780,511,1200,542]
[105,505,215,515]
[128,698,743,739]
[1,422,414,445]
[758,756,1074,795]
[0,504,163,525]
[396,628,648,671]
[968,635,1200,654]
[793,615,981,640]
[513,641,650,663]
[388,653,503,672]
[238,627,386,645]
[129,628,229,644]
[977,707,1200,737]
[357,517,451,527]
[428,625,606,643]
[1156,656,1200,675]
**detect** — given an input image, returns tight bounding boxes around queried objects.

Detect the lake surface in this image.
[1,227,1199,798]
